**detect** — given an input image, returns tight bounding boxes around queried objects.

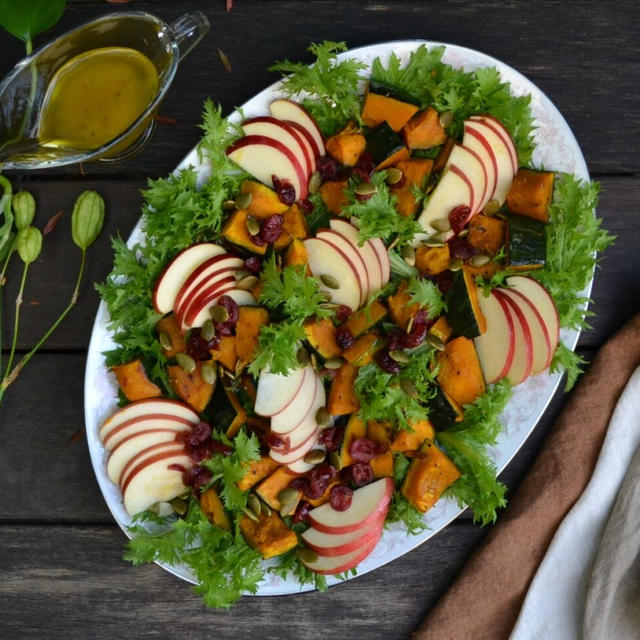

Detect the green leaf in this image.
[405,276,446,318]
[0,0,66,44]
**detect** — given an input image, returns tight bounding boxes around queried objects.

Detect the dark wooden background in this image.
[1,2,638,638]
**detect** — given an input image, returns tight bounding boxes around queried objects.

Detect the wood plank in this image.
[0,1,638,176]
[0,521,486,639]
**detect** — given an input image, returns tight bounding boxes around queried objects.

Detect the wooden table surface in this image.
[1,2,638,638]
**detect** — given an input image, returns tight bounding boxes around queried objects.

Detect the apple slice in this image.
[269,423,322,463]
[473,290,515,384]
[470,114,518,174]
[242,116,314,177]
[302,512,385,556]
[329,218,383,294]
[286,454,322,475]
[299,530,380,575]
[317,229,369,304]
[153,243,226,314]
[179,274,238,329]
[173,254,243,319]
[445,144,488,215]
[269,98,325,157]
[496,290,534,385]
[368,235,390,285]
[308,477,393,534]
[414,166,473,245]
[119,441,187,489]
[226,134,308,201]
[122,449,191,516]
[99,399,199,444]
[271,366,318,434]
[107,429,187,484]
[500,286,552,374]
[304,237,362,311]
[224,288,258,307]
[255,365,307,416]
[284,120,318,171]
[102,414,195,451]
[505,275,559,368]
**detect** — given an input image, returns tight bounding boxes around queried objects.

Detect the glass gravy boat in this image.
[0,11,209,170]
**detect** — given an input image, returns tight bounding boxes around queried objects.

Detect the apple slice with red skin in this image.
[152,243,226,314]
[119,441,188,490]
[329,218,383,294]
[505,275,559,369]
[271,366,318,434]
[496,290,534,386]
[286,453,322,475]
[304,237,362,311]
[102,414,195,451]
[255,365,307,416]
[121,448,192,516]
[107,429,188,484]
[317,229,369,305]
[284,120,318,171]
[242,116,314,177]
[302,511,386,557]
[445,144,488,215]
[308,477,393,534]
[470,114,518,174]
[269,425,323,464]
[186,286,258,331]
[269,98,325,157]
[223,289,258,307]
[473,290,515,384]
[500,286,552,374]
[226,134,308,201]
[99,399,199,444]
[173,254,243,319]
[463,121,498,207]
[367,235,390,285]
[300,529,381,575]
[180,275,238,330]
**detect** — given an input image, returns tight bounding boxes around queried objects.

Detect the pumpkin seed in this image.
[433,231,451,244]
[354,182,378,196]
[423,237,446,248]
[170,497,188,516]
[483,199,500,216]
[320,274,340,289]
[406,314,415,335]
[324,357,344,370]
[280,498,298,517]
[296,547,319,564]
[389,349,410,364]
[470,253,491,267]
[296,348,310,366]
[243,505,260,522]
[449,256,463,272]
[401,244,415,267]
[235,192,253,210]
[439,110,454,128]
[329,450,343,470]
[159,331,172,351]
[222,199,236,211]
[385,167,404,186]
[176,352,196,373]
[234,268,250,281]
[431,218,452,233]
[315,407,330,426]
[277,488,299,505]
[303,449,326,465]
[458,228,469,238]
[400,378,418,398]
[236,274,259,291]
[308,171,322,195]
[319,302,340,311]
[261,501,272,516]
[246,214,260,237]
[201,363,217,386]
[427,333,446,351]
[310,353,319,371]
[210,304,230,324]
[248,493,262,517]
[201,319,215,342]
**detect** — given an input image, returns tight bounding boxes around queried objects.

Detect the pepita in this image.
[406,314,415,335]
[234,268,250,281]
[201,363,217,386]
[176,352,196,373]
[243,505,260,522]
[439,110,454,128]
[280,498,298,517]
[308,171,322,195]
[458,228,470,238]
[210,304,230,324]
[246,214,260,237]
[470,253,491,267]
[248,493,262,517]
[400,378,418,398]
[296,547,319,564]
[427,333,446,351]
[315,407,330,426]
[324,357,345,370]
[170,497,188,516]
[261,501,272,516]
[236,274,259,291]
[328,451,343,470]
[159,331,172,351]
[296,348,310,366]
[277,488,299,505]
[235,192,253,210]
[483,199,500,216]
[320,274,340,289]
[389,349,410,364]
[222,199,236,211]
[401,244,416,267]
[354,182,378,196]
[433,231,451,244]
[385,167,404,186]
[431,218,452,233]
[201,319,215,342]
[449,256,463,272]
[303,449,326,465]
[423,237,446,248]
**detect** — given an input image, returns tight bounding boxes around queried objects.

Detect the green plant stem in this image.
[1,249,86,396]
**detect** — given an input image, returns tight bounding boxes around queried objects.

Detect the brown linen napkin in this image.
[412,313,640,640]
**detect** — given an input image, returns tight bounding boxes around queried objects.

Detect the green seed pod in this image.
[12,191,36,230]
[71,190,105,250]
[16,227,42,264]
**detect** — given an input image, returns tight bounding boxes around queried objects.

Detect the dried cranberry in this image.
[404,309,433,349]
[387,327,406,351]
[354,153,375,182]
[249,232,266,247]
[292,500,311,524]
[244,256,262,274]
[448,235,476,260]
[272,175,296,205]
[305,463,337,499]
[185,421,212,447]
[376,349,401,374]
[335,326,354,350]
[214,321,234,337]
[210,440,233,456]
[187,331,212,361]
[300,198,314,214]
[287,477,309,492]
[448,205,471,235]
[432,270,454,293]
[317,156,338,181]
[330,485,353,511]
[179,464,200,486]
[192,466,213,491]
[217,295,239,326]
[318,425,345,452]
[355,191,374,203]
[186,441,211,463]
[335,305,352,324]
[265,431,290,452]
[259,214,284,244]
[349,437,385,463]
[350,461,374,486]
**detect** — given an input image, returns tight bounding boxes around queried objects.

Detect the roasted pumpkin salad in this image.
[97,42,612,607]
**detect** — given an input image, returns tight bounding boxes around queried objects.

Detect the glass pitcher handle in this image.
[170,12,210,61]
